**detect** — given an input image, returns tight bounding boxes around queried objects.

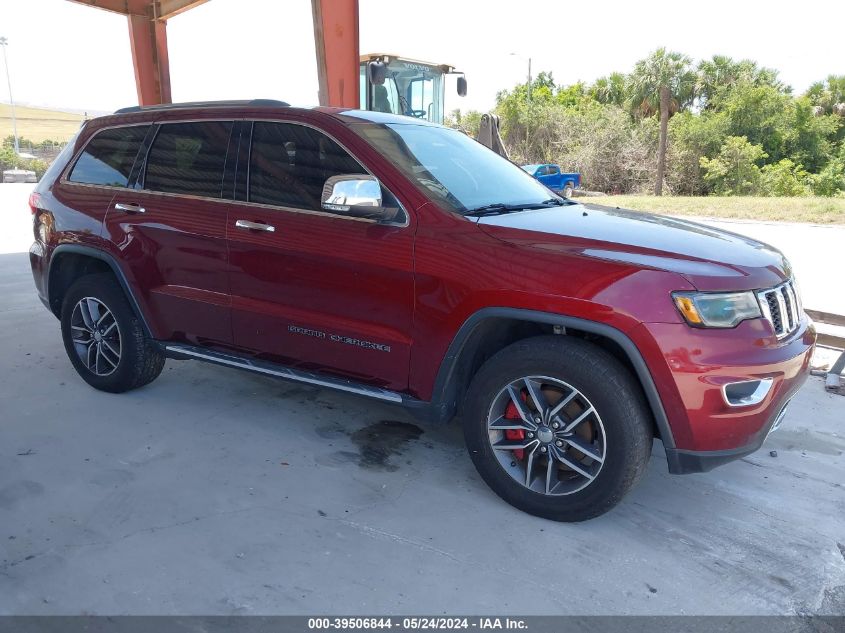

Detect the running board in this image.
[164,344,405,403]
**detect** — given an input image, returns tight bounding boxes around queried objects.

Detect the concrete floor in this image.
[0,185,844,615]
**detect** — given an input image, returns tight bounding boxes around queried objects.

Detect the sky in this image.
[1,0,843,114]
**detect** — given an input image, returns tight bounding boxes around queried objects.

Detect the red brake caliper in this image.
[503,398,526,461]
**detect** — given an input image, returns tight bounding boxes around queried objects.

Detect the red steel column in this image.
[311,0,359,108]
[127,9,172,106]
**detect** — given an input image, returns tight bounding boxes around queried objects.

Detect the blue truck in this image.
[521,164,581,197]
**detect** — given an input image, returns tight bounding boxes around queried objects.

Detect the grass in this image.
[0,103,85,143]
[599,195,845,225]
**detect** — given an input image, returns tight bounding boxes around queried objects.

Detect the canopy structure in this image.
[68,0,360,108]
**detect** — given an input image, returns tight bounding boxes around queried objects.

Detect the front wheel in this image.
[462,336,652,521]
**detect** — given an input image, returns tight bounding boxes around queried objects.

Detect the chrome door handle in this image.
[235,219,275,233]
[114,202,145,214]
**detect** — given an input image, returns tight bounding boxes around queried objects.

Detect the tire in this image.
[462,335,652,522]
[60,273,165,393]
[562,182,575,198]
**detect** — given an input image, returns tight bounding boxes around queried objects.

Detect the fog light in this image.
[722,378,773,407]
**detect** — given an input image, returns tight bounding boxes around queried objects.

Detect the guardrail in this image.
[806,309,845,391]
[805,309,845,349]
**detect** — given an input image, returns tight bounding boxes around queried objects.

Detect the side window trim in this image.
[128,123,160,190]
[222,120,246,201]
[233,120,252,202]
[238,118,408,226]
[244,120,255,204]
[137,124,163,192]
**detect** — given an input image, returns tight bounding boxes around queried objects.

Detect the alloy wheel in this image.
[70,297,122,377]
[487,375,606,495]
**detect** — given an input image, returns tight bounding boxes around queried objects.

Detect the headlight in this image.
[672,291,761,328]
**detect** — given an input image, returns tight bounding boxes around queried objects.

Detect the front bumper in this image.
[665,396,793,473]
[639,317,815,473]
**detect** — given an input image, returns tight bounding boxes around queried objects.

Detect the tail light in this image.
[30,192,49,243]
[29,192,42,215]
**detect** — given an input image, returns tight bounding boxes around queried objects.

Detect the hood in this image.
[476,203,791,291]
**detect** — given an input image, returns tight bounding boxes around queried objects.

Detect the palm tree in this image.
[590,72,627,107]
[628,49,696,195]
[697,55,783,110]
[806,75,845,115]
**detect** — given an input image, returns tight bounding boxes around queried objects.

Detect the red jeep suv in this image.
[29,100,815,521]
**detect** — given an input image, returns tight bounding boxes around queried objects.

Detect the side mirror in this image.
[367,61,387,86]
[321,174,399,222]
[456,76,467,97]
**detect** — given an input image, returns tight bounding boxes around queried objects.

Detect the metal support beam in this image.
[311,0,359,108]
[127,9,171,105]
[69,0,208,19]
[68,0,209,106]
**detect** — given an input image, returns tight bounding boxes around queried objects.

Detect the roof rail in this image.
[114,99,290,114]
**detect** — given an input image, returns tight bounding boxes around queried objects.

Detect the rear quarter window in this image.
[67,125,150,187]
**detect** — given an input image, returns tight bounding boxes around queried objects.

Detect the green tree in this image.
[666,110,730,194]
[628,48,696,195]
[810,148,845,196]
[0,145,49,178]
[491,52,844,197]
[719,85,839,172]
[785,97,840,172]
[696,56,783,110]
[700,136,767,195]
[760,159,810,196]
[445,108,482,137]
[589,72,627,107]
[805,75,845,114]
[554,81,586,108]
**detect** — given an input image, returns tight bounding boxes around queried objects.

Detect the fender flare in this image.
[429,307,676,449]
[48,244,154,338]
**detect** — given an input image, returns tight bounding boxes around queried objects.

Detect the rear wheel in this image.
[60,273,165,393]
[561,182,575,198]
[462,336,652,521]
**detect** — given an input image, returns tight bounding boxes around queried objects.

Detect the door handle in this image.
[235,219,275,233]
[114,202,145,214]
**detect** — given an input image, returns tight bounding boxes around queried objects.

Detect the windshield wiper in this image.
[463,203,519,217]
[464,198,575,217]
[541,197,566,206]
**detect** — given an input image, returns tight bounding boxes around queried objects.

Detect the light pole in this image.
[0,36,20,155]
[509,53,533,159]
[509,53,532,103]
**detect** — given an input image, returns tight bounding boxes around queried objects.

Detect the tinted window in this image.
[144,121,233,198]
[68,125,149,187]
[249,122,362,209]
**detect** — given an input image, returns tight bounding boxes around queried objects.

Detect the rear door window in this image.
[248,121,362,210]
[68,125,150,187]
[144,121,233,198]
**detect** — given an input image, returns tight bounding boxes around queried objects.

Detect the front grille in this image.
[757,280,801,339]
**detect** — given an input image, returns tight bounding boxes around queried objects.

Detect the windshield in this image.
[353,123,559,214]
